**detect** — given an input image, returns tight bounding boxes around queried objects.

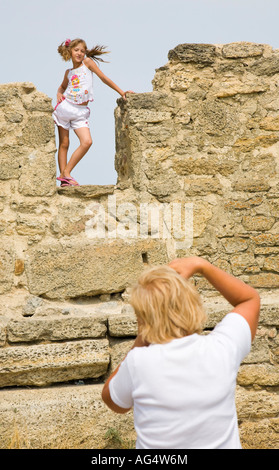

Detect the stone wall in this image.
[0,43,279,449]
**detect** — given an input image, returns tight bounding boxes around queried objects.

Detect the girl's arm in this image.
[56,70,69,103]
[84,57,134,99]
[169,257,260,340]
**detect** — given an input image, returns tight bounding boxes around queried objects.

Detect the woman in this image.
[102,256,260,449]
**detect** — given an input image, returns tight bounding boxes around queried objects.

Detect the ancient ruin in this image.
[0,42,278,448]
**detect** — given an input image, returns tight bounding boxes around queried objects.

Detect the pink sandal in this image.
[57,176,80,186]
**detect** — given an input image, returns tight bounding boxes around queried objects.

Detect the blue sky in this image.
[1,0,279,185]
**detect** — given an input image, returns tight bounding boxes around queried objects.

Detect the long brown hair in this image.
[58,38,109,63]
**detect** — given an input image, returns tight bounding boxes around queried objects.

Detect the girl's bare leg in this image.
[63,127,92,178]
[57,126,70,176]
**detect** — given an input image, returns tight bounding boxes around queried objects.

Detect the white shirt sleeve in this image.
[211,312,252,366]
[109,353,134,409]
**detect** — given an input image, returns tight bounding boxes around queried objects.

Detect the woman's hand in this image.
[168,256,206,279]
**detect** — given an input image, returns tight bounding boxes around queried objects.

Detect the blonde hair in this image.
[58,38,109,63]
[130,265,207,344]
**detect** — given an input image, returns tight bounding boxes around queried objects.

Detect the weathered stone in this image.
[57,184,115,198]
[230,253,259,276]
[22,295,44,316]
[242,215,275,232]
[239,418,279,450]
[108,306,137,337]
[0,145,24,180]
[0,244,15,294]
[0,384,136,449]
[263,256,279,273]
[14,259,24,276]
[22,115,54,146]
[251,56,279,76]
[25,239,169,299]
[222,42,264,58]
[249,273,279,288]
[16,215,46,236]
[168,43,216,65]
[237,364,279,387]
[260,116,279,131]
[0,317,8,347]
[220,237,249,254]
[7,314,107,343]
[0,339,109,387]
[1,43,279,448]
[233,135,279,152]
[236,387,279,419]
[19,149,56,197]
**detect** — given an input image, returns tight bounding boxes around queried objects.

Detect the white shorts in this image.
[52,98,90,130]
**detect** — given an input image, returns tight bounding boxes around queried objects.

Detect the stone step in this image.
[0,339,109,387]
[0,292,278,388]
[0,381,278,449]
[0,383,136,449]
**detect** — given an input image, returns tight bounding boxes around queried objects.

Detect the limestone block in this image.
[230,253,259,276]
[128,109,172,124]
[220,237,249,254]
[21,115,54,147]
[184,176,222,196]
[0,384,135,449]
[21,91,53,112]
[19,149,56,197]
[123,91,176,111]
[222,42,264,58]
[263,256,279,273]
[109,338,135,375]
[168,43,216,65]
[16,214,46,236]
[237,364,279,387]
[249,273,279,288]
[242,215,276,232]
[0,145,25,180]
[259,302,279,327]
[236,387,279,419]
[233,135,279,152]
[108,305,137,337]
[243,336,271,364]
[233,176,271,192]
[57,184,115,198]
[0,339,109,387]
[196,100,238,136]
[251,56,279,76]
[252,233,279,246]
[7,314,107,343]
[25,238,169,299]
[239,418,279,450]
[211,78,268,99]
[172,153,237,176]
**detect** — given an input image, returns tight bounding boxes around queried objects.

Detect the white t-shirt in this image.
[109,313,251,449]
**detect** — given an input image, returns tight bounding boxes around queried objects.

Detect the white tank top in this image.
[64,62,94,104]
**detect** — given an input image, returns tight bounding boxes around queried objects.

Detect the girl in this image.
[53,38,133,187]
[102,256,260,449]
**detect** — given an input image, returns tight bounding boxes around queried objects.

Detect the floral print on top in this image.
[64,62,94,105]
